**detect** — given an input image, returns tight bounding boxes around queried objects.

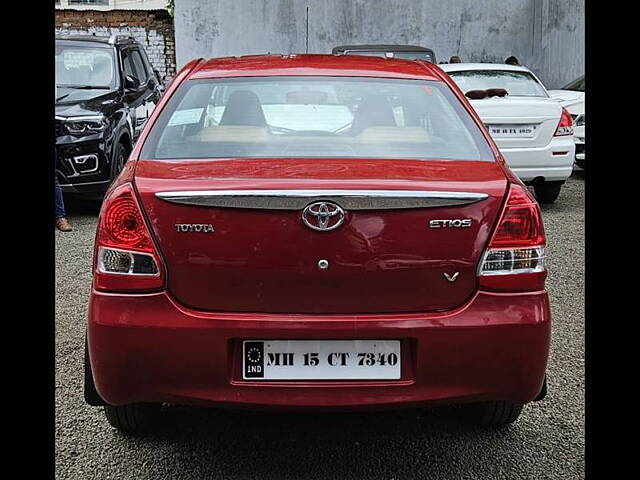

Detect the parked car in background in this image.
[55,35,163,198]
[548,75,585,169]
[441,63,574,203]
[332,44,436,63]
[85,54,550,433]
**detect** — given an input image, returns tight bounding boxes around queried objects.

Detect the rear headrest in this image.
[465,88,509,100]
[486,88,508,98]
[219,90,267,127]
[350,94,396,135]
[465,89,488,100]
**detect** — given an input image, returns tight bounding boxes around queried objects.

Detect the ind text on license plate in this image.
[488,124,536,138]
[243,340,401,380]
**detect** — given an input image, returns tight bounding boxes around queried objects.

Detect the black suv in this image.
[55,35,163,197]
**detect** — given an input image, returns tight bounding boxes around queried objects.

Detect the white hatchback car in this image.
[441,63,574,203]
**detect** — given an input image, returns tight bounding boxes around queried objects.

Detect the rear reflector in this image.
[97,246,159,275]
[479,184,546,291]
[93,183,164,292]
[479,247,545,275]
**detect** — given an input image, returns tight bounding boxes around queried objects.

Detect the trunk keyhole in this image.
[318,259,329,270]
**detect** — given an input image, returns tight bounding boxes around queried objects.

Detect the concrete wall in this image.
[174,0,583,89]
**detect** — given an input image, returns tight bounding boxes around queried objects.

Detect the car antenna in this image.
[305,7,309,54]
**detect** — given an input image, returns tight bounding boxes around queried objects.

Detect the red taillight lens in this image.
[489,186,545,248]
[554,107,574,136]
[102,195,153,250]
[479,184,547,292]
[94,183,165,292]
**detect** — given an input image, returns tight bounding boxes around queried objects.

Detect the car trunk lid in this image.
[469,96,562,149]
[135,158,507,314]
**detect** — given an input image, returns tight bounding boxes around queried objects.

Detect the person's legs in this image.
[55,176,72,232]
[55,176,65,220]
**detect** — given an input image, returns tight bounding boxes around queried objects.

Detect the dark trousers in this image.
[55,176,66,220]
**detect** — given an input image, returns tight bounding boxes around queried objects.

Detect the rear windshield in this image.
[447,70,548,97]
[563,75,585,91]
[141,76,494,161]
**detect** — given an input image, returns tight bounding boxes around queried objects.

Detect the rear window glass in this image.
[564,75,585,91]
[447,70,548,97]
[141,76,494,161]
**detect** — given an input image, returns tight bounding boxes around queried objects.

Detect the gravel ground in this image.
[55,171,585,479]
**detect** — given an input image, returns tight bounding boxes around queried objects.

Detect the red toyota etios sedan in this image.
[85,54,550,433]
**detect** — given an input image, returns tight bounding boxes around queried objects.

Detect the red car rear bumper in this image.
[87,290,550,409]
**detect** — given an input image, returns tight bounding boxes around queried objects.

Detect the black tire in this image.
[111,141,129,180]
[104,403,162,434]
[533,180,563,204]
[84,336,105,406]
[468,401,524,427]
[534,374,548,401]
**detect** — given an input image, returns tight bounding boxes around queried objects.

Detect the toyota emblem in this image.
[302,201,345,231]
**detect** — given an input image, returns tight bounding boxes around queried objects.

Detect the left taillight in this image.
[554,107,574,136]
[93,182,165,292]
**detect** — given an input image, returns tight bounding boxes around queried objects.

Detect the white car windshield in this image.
[448,70,548,97]
[141,76,494,161]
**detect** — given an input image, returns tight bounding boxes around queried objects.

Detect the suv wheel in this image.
[104,403,162,434]
[467,401,524,427]
[112,141,129,179]
[533,180,563,204]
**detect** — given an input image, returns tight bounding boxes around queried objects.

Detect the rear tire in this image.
[84,336,105,406]
[111,141,129,181]
[533,180,563,204]
[468,401,524,427]
[104,403,162,434]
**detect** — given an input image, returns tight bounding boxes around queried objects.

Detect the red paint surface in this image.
[189,54,442,80]
[88,289,550,408]
[135,159,507,313]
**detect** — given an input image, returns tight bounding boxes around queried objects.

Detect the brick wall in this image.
[55,9,176,84]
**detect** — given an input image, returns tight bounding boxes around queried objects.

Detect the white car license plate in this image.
[488,124,536,138]
[242,340,401,380]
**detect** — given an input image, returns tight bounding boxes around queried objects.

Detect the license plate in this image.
[242,340,401,380]
[488,124,536,138]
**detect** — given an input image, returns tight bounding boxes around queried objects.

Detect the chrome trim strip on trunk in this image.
[155,189,489,210]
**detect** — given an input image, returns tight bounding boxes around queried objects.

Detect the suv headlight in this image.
[64,115,107,135]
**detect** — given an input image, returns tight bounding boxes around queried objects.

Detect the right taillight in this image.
[554,107,574,136]
[93,182,165,292]
[478,183,547,292]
